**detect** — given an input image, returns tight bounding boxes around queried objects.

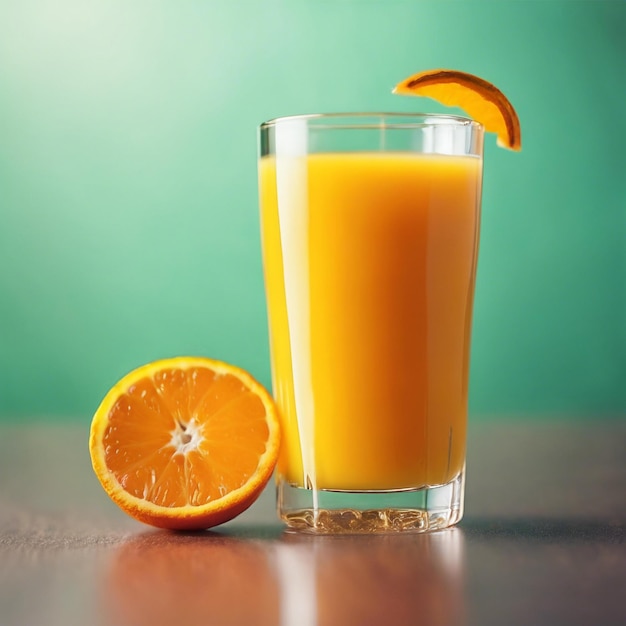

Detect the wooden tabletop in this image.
[1,419,625,626]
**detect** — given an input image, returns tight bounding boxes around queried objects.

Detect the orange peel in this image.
[393,68,521,151]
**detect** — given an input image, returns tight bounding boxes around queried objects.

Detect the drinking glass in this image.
[258,113,483,533]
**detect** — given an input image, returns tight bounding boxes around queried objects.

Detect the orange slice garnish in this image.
[393,68,521,151]
[89,357,280,530]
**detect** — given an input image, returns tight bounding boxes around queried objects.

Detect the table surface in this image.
[1,419,625,626]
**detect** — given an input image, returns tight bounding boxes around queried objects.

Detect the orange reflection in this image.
[105,531,279,626]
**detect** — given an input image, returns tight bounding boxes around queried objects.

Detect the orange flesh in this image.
[102,367,270,507]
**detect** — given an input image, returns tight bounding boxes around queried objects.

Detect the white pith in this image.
[169,417,203,455]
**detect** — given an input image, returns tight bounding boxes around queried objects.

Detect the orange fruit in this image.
[393,68,521,151]
[89,357,280,530]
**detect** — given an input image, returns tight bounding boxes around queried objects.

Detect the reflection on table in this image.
[104,528,465,626]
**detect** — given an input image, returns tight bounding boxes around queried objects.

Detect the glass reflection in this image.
[274,528,466,626]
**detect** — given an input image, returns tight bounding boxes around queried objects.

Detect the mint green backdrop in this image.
[0,1,624,420]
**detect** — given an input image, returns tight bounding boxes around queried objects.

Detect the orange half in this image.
[89,357,280,530]
[393,68,521,151]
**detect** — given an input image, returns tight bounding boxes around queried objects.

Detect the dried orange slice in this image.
[393,69,521,151]
[89,357,280,530]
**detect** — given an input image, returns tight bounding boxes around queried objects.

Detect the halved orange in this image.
[393,69,521,151]
[89,357,280,530]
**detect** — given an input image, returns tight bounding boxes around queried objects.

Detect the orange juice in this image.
[259,151,481,491]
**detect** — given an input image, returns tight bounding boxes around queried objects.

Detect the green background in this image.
[0,0,624,421]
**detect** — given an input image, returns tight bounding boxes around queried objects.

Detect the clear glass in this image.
[258,113,484,533]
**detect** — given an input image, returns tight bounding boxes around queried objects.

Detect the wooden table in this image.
[1,420,625,625]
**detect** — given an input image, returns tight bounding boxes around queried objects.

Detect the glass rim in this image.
[259,112,482,131]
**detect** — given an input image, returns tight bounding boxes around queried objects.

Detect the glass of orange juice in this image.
[258,113,483,533]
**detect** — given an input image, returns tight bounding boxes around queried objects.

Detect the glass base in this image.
[277,468,465,534]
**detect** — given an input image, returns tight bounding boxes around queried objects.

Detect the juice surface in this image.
[259,152,482,491]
